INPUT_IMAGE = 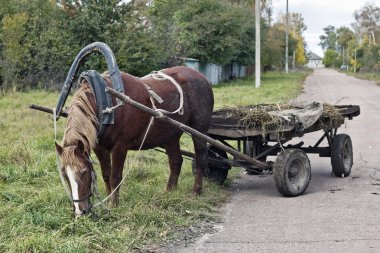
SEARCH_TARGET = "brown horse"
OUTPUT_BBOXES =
[55,66,214,217]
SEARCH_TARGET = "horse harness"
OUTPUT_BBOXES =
[70,70,184,209]
[78,70,184,140]
[140,71,184,115]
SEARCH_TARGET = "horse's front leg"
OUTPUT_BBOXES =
[110,143,128,208]
[94,146,112,195]
[165,136,183,191]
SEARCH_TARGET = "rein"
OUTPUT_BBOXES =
[54,108,74,201]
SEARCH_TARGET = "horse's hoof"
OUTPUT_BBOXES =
[108,202,118,208]
[108,196,119,208]
[192,189,202,196]
[166,184,177,192]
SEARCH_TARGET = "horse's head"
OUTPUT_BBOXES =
[55,141,95,217]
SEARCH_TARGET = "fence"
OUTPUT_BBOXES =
[182,58,247,85]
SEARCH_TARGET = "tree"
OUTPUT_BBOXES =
[0,0,288,90]
[148,0,187,66]
[277,12,307,34]
[322,49,339,67]
[0,12,29,89]
[175,0,252,65]
[262,23,294,69]
[230,0,273,24]
[0,0,81,89]
[353,2,380,45]
[319,25,337,50]
[276,12,306,67]
[294,34,306,65]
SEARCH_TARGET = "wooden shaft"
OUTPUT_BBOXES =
[154,148,235,167]
[29,104,68,118]
[105,87,269,169]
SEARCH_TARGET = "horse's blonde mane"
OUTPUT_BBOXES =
[61,83,99,173]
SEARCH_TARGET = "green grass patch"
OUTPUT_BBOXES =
[345,71,380,85]
[0,70,309,252]
[213,70,310,109]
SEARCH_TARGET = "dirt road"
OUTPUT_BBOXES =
[175,68,380,252]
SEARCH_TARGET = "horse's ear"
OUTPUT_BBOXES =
[55,142,63,156]
[77,141,85,154]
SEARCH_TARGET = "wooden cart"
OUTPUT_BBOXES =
[196,104,360,196]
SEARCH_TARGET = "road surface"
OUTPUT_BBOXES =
[175,68,380,253]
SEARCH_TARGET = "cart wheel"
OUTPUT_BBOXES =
[192,145,230,184]
[273,148,311,197]
[331,134,353,177]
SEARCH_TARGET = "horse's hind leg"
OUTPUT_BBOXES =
[192,137,208,195]
[165,136,183,191]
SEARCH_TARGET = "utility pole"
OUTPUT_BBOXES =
[292,50,295,69]
[255,0,261,88]
[285,0,289,74]
[354,44,357,73]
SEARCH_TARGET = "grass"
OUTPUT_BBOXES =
[213,70,310,109]
[344,71,380,85]
[0,70,310,252]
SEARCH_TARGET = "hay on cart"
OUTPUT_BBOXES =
[216,103,344,132]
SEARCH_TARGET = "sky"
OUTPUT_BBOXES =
[272,0,380,57]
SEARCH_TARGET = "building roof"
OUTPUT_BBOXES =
[308,52,322,60]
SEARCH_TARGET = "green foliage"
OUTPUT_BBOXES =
[336,26,354,49]
[319,25,337,51]
[175,0,252,65]
[362,45,380,71]
[0,0,307,89]
[148,0,187,65]
[322,49,339,67]
[0,0,167,89]
[0,0,74,89]
[0,12,29,90]
[261,25,284,68]
[295,34,307,65]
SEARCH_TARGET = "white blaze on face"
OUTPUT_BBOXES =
[66,166,81,215]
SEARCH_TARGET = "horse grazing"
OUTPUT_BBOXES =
[55,66,214,217]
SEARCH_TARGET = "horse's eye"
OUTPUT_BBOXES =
[79,169,87,176]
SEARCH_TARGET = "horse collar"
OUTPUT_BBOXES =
[79,70,115,140]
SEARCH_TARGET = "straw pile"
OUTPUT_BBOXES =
[217,104,296,130]
[320,103,344,128]
[217,103,344,131]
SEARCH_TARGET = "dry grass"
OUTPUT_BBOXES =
[215,102,343,132]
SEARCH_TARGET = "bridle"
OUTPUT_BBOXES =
[72,191,93,203]
[72,161,98,203]
[53,109,101,215]
[59,156,98,206]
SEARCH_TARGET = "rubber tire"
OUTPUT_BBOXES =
[192,145,230,184]
[273,148,311,197]
[331,134,353,177]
